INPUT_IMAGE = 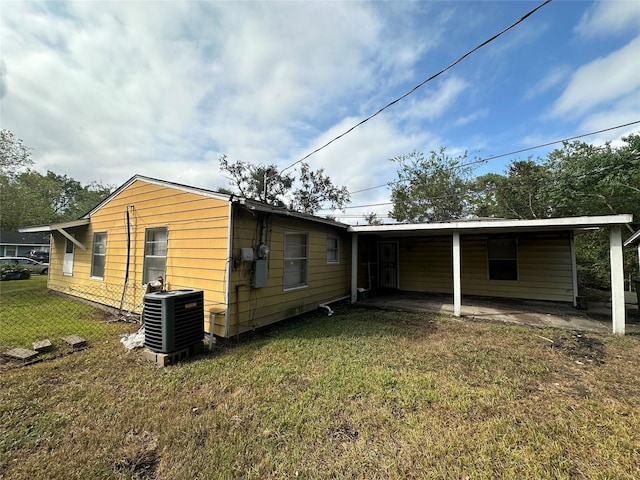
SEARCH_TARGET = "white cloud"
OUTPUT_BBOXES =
[524,66,571,100]
[551,36,640,118]
[1,0,448,192]
[575,0,640,38]
[454,108,489,127]
[395,77,468,123]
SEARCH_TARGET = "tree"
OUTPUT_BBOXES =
[389,148,475,223]
[0,129,33,176]
[545,134,640,221]
[473,159,551,219]
[363,212,382,225]
[543,134,640,289]
[290,163,350,214]
[219,156,293,206]
[219,157,350,215]
[0,170,114,231]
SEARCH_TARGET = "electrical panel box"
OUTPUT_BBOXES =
[241,247,254,262]
[252,259,269,288]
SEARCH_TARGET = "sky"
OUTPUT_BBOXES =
[1,0,639,224]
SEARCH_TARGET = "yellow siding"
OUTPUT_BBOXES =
[222,210,351,337]
[398,237,453,293]
[367,233,574,302]
[461,235,574,301]
[47,180,230,329]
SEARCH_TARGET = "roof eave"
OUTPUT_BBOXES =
[348,214,634,235]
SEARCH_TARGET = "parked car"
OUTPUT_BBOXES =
[27,251,50,263]
[0,265,31,281]
[0,257,49,275]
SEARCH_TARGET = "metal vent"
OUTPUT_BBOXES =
[143,290,204,353]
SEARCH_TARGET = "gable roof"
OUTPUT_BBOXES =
[20,174,349,233]
[85,174,233,218]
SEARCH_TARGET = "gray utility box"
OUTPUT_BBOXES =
[143,289,204,354]
[252,259,269,288]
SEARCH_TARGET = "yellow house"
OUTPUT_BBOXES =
[19,174,632,337]
[21,175,351,338]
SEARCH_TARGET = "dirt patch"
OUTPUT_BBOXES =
[113,430,159,480]
[329,422,359,442]
[550,331,606,365]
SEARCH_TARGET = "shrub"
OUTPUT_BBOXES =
[0,265,31,281]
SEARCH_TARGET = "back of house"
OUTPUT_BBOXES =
[22,175,352,340]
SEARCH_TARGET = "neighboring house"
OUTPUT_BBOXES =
[0,231,50,257]
[19,174,633,336]
[19,175,352,337]
[349,215,633,334]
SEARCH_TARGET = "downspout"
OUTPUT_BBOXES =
[351,233,358,303]
[569,231,578,308]
[224,199,234,337]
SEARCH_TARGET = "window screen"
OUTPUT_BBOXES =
[284,232,308,289]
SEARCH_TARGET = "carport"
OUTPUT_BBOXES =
[349,214,634,335]
[357,291,640,334]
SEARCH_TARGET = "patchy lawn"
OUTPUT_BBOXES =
[0,276,130,358]
[1,304,639,479]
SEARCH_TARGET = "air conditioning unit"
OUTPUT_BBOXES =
[143,289,204,354]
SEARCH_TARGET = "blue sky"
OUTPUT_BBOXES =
[1,0,639,223]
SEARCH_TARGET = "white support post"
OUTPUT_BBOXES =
[570,232,578,307]
[609,226,625,335]
[452,232,461,317]
[351,233,358,304]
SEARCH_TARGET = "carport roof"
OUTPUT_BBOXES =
[348,214,633,236]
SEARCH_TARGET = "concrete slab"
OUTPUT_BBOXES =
[3,348,39,361]
[62,335,87,348]
[32,339,53,352]
[359,292,640,334]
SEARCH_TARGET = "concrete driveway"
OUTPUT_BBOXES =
[358,291,640,335]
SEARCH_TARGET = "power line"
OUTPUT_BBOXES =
[346,120,640,196]
[281,0,553,173]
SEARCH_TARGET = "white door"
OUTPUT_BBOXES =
[63,239,74,276]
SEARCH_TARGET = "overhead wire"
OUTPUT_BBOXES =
[340,120,640,199]
[280,0,554,174]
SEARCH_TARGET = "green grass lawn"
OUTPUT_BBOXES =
[1,290,639,479]
[0,276,131,355]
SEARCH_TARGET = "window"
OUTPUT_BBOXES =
[284,232,308,289]
[487,237,518,280]
[143,227,167,284]
[91,232,107,279]
[326,236,339,263]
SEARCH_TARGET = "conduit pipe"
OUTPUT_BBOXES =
[319,295,350,316]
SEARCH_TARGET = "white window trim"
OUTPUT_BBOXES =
[90,232,107,280]
[283,230,309,291]
[326,236,339,264]
[143,227,168,284]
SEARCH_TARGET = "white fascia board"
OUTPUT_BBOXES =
[19,218,91,233]
[624,229,640,246]
[348,214,633,234]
